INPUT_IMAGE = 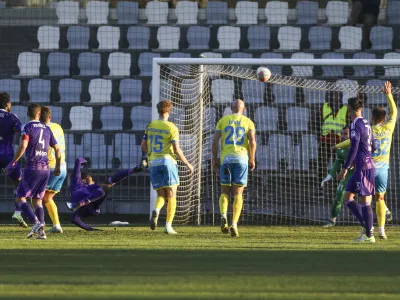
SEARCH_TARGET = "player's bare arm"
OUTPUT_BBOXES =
[141,137,148,154]
[52,143,62,176]
[248,130,256,172]
[211,131,221,174]
[10,139,28,166]
[172,141,193,174]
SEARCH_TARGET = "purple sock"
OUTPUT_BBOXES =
[344,199,364,226]
[71,212,94,231]
[14,202,21,212]
[361,204,374,237]
[34,205,45,224]
[107,169,132,184]
[19,202,38,224]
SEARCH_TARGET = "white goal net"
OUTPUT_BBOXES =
[152,58,400,226]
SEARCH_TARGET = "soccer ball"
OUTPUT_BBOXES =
[256,67,272,82]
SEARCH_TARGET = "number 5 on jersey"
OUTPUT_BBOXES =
[149,135,163,153]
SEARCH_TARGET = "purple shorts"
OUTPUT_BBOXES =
[346,168,376,196]
[0,156,21,182]
[17,169,50,199]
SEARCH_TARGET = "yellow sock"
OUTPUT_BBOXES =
[45,200,60,226]
[376,200,386,228]
[155,196,165,211]
[219,194,229,215]
[166,197,176,223]
[232,194,243,225]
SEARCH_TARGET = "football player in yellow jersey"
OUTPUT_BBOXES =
[40,106,66,234]
[335,81,396,239]
[211,99,256,237]
[141,100,193,234]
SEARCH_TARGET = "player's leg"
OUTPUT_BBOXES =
[324,182,346,227]
[219,163,231,234]
[164,185,178,234]
[8,162,26,227]
[32,197,47,240]
[229,163,248,237]
[374,167,389,239]
[45,166,67,233]
[149,165,166,230]
[71,206,96,231]
[107,166,143,185]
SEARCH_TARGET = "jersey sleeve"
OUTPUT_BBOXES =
[248,119,255,132]
[328,158,342,177]
[383,93,397,133]
[171,125,179,142]
[20,124,30,141]
[343,123,361,169]
[12,114,22,133]
[49,129,57,147]
[336,139,351,149]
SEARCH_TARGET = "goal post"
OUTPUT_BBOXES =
[151,58,400,226]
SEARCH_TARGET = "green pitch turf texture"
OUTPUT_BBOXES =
[1,226,400,300]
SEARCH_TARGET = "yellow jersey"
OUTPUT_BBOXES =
[145,119,179,166]
[216,114,255,164]
[47,122,66,169]
[336,94,397,168]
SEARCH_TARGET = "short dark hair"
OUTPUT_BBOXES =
[39,106,51,123]
[347,97,363,112]
[0,92,10,109]
[372,107,386,124]
[81,172,92,182]
[27,103,41,118]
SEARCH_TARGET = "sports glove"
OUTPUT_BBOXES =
[320,174,333,188]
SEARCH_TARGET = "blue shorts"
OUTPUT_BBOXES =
[46,165,67,193]
[220,163,248,186]
[149,163,179,190]
[346,168,375,196]
[375,167,389,194]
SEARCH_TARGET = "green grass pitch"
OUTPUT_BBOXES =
[1,225,400,300]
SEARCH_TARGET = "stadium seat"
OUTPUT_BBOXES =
[247,26,270,50]
[296,1,318,24]
[254,106,278,131]
[388,1,400,25]
[77,52,101,77]
[231,52,253,59]
[301,134,318,171]
[127,26,150,50]
[12,105,28,125]
[0,79,20,102]
[145,1,168,25]
[82,133,113,169]
[156,26,180,51]
[117,1,139,25]
[260,53,282,75]
[88,79,112,103]
[366,79,387,104]
[266,134,293,170]
[47,52,70,77]
[216,26,240,51]
[241,79,265,103]
[180,78,199,104]
[66,133,84,169]
[120,79,142,103]
[59,78,82,103]
[115,133,142,169]
[235,1,258,25]
[56,0,79,25]
[352,52,375,77]
[100,106,123,130]
[335,79,358,103]
[37,26,60,50]
[169,52,191,76]
[187,26,210,50]
[286,107,309,132]
[107,52,131,77]
[201,52,223,78]
[130,106,151,131]
[206,1,228,25]
[67,26,90,50]
[69,106,93,130]
[28,79,51,103]
[337,26,362,51]
[16,52,40,77]
[291,52,314,77]
[272,84,296,104]
[277,26,301,52]
[303,82,327,104]
[138,52,161,76]
[370,26,393,51]
[160,79,173,101]
[308,26,332,51]
[265,1,288,25]
[211,79,234,103]
[169,107,185,124]
[86,0,109,25]
[321,52,344,77]
[363,107,372,122]
[176,1,198,25]
[383,53,400,78]
[326,1,349,25]
[47,105,62,123]
[96,26,120,51]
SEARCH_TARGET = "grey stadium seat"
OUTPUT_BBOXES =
[130,106,151,131]
[321,52,344,77]
[138,52,161,76]
[127,26,150,50]
[308,26,332,51]
[117,1,139,25]
[370,26,393,51]
[388,1,400,25]
[69,106,93,130]
[0,79,20,102]
[115,133,142,169]
[169,52,191,76]
[16,52,40,77]
[119,79,142,103]
[265,134,293,170]
[254,106,278,132]
[247,26,270,50]
[241,79,265,103]
[82,133,113,169]
[187,26,210,50]
[77,52,101,77]
[260,53,282,75]
[296,0,318,24]
[88,79,112,104]
[303,81,326,104]
[301,134,318,171]
[286,107,309,132]
[206,1,228,25]
[28,79,51,103]
[100,106,124,130]
[47,52,70,77]
[352,52,375,77]
[47,105,62,123]
[272,84,296,104]
[12,105,28,125]
[366,79,386,104]
[67,26,90,50]
[59,79,82,103]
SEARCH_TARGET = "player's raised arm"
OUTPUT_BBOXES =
[383,81,397,131]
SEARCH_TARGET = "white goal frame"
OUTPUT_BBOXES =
[150,58,400,220]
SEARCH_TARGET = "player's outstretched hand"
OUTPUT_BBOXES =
[337,169,347,181]
[249,159,256,172]
[5,161,16,176]
[186,163,194,175]
[320,174,333,188]
[382,81,392,95]
[213,161,220,175]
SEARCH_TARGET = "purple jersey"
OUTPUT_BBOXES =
[21,121,57,170]
[344,117,376,171]
[0,109,22,158]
